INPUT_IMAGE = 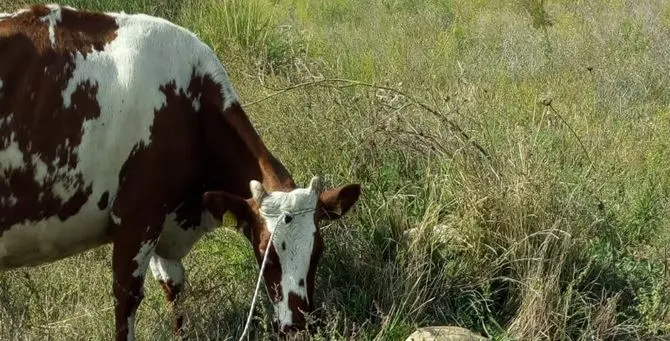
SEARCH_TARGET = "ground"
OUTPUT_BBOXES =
[0,0,669,340]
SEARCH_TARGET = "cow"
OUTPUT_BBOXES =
[0,4,361,340]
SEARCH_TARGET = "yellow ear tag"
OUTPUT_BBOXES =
[222,211,237,228]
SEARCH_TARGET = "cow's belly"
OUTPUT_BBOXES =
[0,199,112,269]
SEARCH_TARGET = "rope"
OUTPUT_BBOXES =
[238,207,317,340]
[259,207,316,217]
[238,212,284,341]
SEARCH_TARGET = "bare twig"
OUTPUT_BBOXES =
[242,78,490,160]
[546,103,592,166]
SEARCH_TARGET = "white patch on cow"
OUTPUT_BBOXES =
[258,187,319,330]
[111,212,122,225]
[200,209,221,232]
[149,254,184,286]
[1,115,9,128]
[40,5,63,48]
[54,4,77,11]
[0,134,25,173]
[0,130,76,205]
[126,311,136,341]
[191,95,201,112]
[51,181,76,201]
[0,204,112,268]
[154,211,208,260]
[132,239,156,278]
[31,155,49,184]
[0,113,10,129]
[1,195,18,207]
[30,152,79,202]
[62,12,238,148]
[216,74,238,111]
[0,9,29,20]
[0,115,7,130]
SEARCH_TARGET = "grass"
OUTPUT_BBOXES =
[2,0,670,340]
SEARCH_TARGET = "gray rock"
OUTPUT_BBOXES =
[405,326,488,341]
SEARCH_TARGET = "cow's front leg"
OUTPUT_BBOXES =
[150,254,186,336]
[111,210,165,341]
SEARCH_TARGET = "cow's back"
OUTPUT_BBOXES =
[0,5,219,268]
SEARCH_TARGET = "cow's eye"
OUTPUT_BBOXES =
[283,214,293,224]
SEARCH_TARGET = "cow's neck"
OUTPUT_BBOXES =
[202,102,295,197]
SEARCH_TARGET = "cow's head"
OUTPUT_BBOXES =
[202,176,361,333]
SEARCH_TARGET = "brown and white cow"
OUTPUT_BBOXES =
[0,4,361,340]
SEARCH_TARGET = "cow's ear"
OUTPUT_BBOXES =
[319,184,361,220]
[202,191,251,225]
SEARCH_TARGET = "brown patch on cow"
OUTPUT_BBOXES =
[201,101,263,196]
[158,279,180,307]
[97,191,109,210]
[171,70,299,231]
[260,241,284,302]
[287,292,310,330]
[59,187,93,219]
[108,75,205,339]
[240,199,284,302]
[0,5,118,234]
[316,184,362,220]
[195,80,303,322]
[158,279,185,336]
[208,101,295,194]
[306,230,323,302]
[171,186,204,230]
[1,5,118,54]
[195,81,308,322]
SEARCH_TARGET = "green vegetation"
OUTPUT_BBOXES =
[1,0,669,340]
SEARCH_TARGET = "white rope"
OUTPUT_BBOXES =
[259,207,315,218]
[238,212,284,341]
[237,207,316,340]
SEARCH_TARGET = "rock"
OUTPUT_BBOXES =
[405,326,488,341]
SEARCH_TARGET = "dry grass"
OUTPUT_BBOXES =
[1,0,670,340]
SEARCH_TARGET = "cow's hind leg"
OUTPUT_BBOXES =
[110,206,165,341]
[150,254,186,336]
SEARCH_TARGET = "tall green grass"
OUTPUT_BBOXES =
[1,0,669,340]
